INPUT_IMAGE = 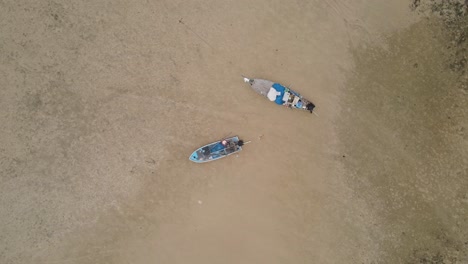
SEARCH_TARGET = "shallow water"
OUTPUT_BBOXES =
[0,0,466,263]
[340,17,468,262]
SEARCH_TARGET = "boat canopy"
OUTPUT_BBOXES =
[271,83,286,105]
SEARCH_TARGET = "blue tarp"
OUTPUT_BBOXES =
[211,143,225,153]
[272,83,286,105]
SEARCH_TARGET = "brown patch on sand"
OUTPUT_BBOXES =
[339,17,468,263]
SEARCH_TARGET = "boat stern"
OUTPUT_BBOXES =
[306,102,316,113]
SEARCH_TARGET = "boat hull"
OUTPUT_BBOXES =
[189,136,242,163]
[243,77,316,113]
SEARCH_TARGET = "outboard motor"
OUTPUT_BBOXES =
[306,102,316,113]
[238,140,244,147]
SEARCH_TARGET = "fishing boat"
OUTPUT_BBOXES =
[189,136,247,163]
[243,76,316,114]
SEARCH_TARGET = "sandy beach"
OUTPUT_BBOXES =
[1,0,467,263]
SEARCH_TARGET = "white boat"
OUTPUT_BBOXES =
[243,76,316,113]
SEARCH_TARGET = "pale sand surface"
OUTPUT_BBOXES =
[1,0,467,263]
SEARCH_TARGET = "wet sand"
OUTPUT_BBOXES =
[1,0,467,263]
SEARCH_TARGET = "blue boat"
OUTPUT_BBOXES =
[189,136,247,163]
[243,76,316,114]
